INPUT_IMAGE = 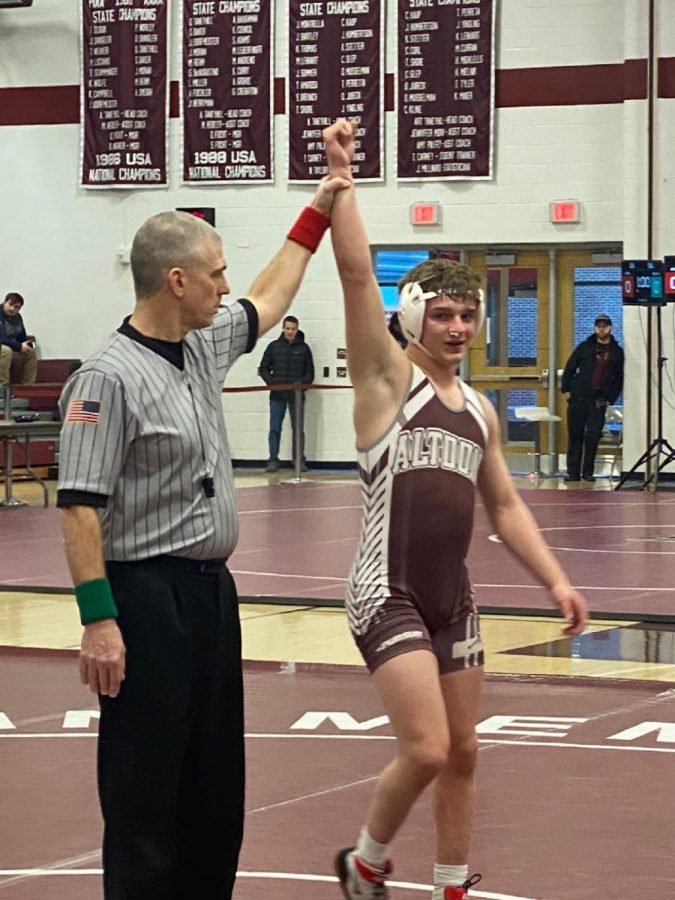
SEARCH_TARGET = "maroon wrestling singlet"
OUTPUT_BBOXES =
[347,365,487,673]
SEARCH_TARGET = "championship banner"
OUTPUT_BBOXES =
[80,0,169,188]
[288,0,384,182]
[182,0,273,184]
[397,0,495,181]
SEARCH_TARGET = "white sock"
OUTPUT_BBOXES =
[432,863,469,899]
[356,826,389,869]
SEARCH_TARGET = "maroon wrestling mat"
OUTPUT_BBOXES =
[3,484,675,621]
[1,648,674,899]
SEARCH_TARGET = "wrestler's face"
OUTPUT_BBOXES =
[421,294,479,366]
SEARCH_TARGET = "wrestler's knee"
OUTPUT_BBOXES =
[403,734,450,780]
[446,733,479,777]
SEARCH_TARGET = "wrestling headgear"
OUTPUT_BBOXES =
[398,282,485,351]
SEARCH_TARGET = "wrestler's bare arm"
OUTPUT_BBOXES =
[324,119,409,445]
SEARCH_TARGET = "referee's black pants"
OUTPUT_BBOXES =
[100,557,245,900]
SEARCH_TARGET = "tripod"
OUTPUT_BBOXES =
[615,304,675,490]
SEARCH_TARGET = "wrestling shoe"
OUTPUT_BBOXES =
[335,847,391,899]
[442,873,482,899]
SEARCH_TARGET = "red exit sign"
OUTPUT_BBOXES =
[410,202,442,226]
[550,200,581,224]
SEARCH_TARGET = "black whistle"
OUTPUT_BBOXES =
[201,476,215,498]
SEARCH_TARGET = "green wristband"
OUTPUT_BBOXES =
[74,578,118,625]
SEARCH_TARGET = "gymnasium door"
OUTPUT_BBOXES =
[467,248,621,466]
[467,250,552,461]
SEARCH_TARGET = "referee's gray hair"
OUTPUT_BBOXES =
[130,211,221,299]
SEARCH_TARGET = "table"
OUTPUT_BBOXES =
[0,419,61,508]
[514,406,561,478]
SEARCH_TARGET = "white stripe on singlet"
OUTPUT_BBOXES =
[452,608,484,668]
[459,380,489,444]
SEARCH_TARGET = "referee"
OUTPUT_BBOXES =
[57,174,348,900]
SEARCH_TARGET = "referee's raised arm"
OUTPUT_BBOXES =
[246,174,350,336]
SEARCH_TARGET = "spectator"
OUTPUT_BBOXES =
[561,313,624,482]
[0,292,37,387]
[259,315,314,472]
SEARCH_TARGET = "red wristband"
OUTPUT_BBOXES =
[287,206,330,253]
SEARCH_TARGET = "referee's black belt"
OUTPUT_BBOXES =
[107,555,228,575]
[162,555,227,574]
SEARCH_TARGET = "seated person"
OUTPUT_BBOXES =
[0,292,37,387]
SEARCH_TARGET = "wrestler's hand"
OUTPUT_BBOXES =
[323,118,358,181]
[549,583,588,636]
[311,173,353,216]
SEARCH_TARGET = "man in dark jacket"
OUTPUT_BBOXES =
[259,315,314,472]
[561,313,624,482]
[0,292,37,387]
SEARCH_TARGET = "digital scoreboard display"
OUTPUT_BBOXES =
[664,256,675,297]
[622,259,665,306]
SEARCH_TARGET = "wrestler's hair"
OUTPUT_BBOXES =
[398,259,482,298]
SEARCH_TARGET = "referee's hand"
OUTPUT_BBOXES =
[80,620,126,698]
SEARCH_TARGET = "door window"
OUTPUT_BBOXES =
[572,267,623,346]
[485,267,539,368]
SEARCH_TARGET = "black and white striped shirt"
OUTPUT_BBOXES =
[57,300,257,561]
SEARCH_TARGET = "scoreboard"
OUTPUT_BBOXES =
[664,257,675,297]
[622,259,665,306]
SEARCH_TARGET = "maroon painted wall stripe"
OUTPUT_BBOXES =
[497,60,648,108]
[625,58,651,100]
[0,60,658,127]
[273,77,285,115]
[659,57,675,98]
[0,85,79,126]
[169,80,179,118]
[384,73,394,112]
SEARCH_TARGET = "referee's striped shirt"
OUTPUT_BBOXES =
[57,299,257,561]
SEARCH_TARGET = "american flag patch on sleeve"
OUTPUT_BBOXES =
[65,399,101,425]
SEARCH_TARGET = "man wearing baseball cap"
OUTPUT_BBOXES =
[561,313,624,482]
